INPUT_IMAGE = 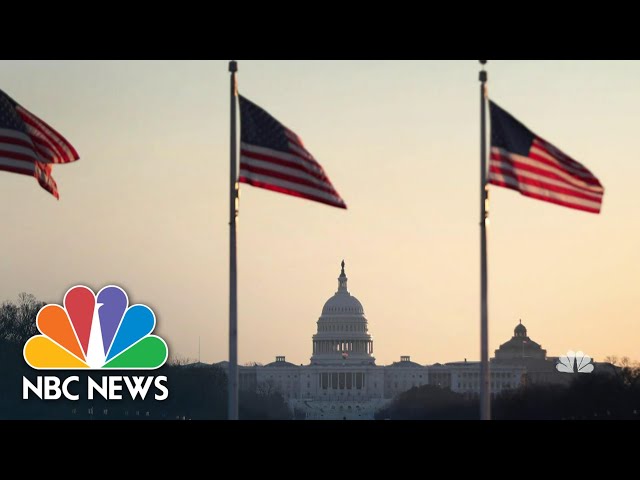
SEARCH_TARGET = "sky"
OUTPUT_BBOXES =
[0,60,638,367]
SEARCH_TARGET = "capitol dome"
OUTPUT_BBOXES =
[321,264,364,315]
[311,261,375,366]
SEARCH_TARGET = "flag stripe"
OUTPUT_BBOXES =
[240,155,341,194]
[0,145,40,164]
[18,107,79,163]
[32,136,60,162]
[488,176,601,214]
[241,142,325,176]
[20,116,70,163]
[240,163,336,194]
[18,106,79,160]
[288,142,316,161]
[240,152,340,195]
[489,164,603,203]
[0,128,32,142]
[489,155,602,197]
[490,150,603,195]
[533,137,591,173]
[239,176,346,209]
[0,134,35,151]
[241,144,327,182]
[238,170,346,206]
[527,146,602,187]
[0,129,57,164]
[0,157,36,175]
[489,151,604,212]
[530,143,598,181]
[240,145,345,204]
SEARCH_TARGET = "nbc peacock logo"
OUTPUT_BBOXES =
[23,285,168,370]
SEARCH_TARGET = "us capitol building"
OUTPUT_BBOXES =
[220,262,602,420]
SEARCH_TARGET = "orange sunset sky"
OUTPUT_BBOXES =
[0,60,638,366]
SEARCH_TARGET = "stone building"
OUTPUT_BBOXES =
[224,262,523,419]
[214,262,616,419]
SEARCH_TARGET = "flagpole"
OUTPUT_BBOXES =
[228,60,239,420]
[479,60,491,421]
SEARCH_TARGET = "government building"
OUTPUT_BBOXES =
[221,262,610,420]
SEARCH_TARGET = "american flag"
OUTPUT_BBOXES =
[238,95,347,209]
[488,101,604,214]
[0,89,79,199]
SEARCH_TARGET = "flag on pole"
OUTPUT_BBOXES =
[0,89,79,199]
[238,95,347,209]
[488,101,604,214]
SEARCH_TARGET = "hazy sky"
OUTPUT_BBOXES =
[1,60,638,366]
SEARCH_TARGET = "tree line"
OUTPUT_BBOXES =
[377,363,640,420]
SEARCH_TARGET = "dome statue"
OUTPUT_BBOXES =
[514,319,527,337]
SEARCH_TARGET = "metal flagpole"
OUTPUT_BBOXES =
[479,60,491,420]
[228,60,239,420]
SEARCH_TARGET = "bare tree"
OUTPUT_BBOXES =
[256,379,279,396]
[603,355,640,387]
[0,293,44,346]
[619,357,633,368]
[168,355,197,366]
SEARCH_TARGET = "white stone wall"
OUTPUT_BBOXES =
[447,364,525,397]
[255,367,302,400]
[383,367,429,398]
[252,361,525,407]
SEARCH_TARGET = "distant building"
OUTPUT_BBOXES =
[492,320,567,386]
[254,262,387,419]
[430,361,526,398]
[384,356,428,399]
[215,262,614,419]
[218,262,521,419]
[495,320,547,361]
